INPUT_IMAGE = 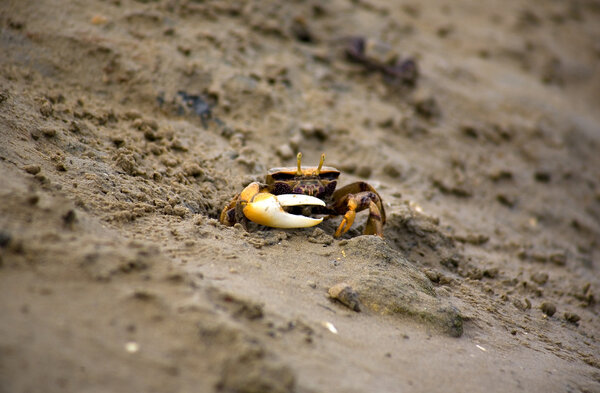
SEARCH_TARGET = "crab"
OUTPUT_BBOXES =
[220,153,385,238]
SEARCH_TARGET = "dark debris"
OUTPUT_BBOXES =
[345,37,419,87]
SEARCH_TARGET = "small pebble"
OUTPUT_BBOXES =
[34,173,47,183]
[414,97,441,120]
[299,122,318,136]
[549,252,566,266]
[496,193,516,207]
[41,127,57,137]
[39,101,53,117]
[177,45,191,56]
[513,298,531,311]
[111,136,125,147]
[276,144,294,160]
[540,302,556,317]
[27,194,39,205]
[299,123,327,141]
[483,267,499,279]
[489,169,513,182]
[530,272,549,286]
[183,163,203,177]
[0,231,11,248]
[125,341,140,353]
[144,130,158,141]
[460,123,479,139]
[424,269,440,283]
[63,210,77,227]
[534,171,551,183]
[564,312,580,324]
[438,274,453,285]
[24,164,41,175]
[328,282,361,312]
[382,163,401,178]
[173,205,188,217]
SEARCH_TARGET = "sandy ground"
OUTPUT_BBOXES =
[1,0,600,392]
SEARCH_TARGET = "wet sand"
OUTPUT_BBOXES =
[1,1,599,392]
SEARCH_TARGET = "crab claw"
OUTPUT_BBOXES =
[243,193,325,228]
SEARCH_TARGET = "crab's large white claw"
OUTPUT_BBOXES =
[243,193,325,228]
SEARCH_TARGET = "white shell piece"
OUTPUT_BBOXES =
[322,321,338,334]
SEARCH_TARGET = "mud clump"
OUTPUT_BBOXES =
[308,227,334,245]
[531,272,549,286]
[80,245,160,281]
[341,236,463,337]
[218,347,296,393]
[540,302,556,317]
[564,312,581,324]
[384,209,456,268]
[24,164,41,175]
[208,288,265,321]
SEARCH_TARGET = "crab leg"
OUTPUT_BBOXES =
[331,183,386,238]
[243,193,325,228]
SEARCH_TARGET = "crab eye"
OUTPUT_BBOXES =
[271,173,296,181]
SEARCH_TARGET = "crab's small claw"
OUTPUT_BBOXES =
[243,193,325,228]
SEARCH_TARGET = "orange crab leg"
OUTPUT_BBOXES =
[219,194,240,226]
[332,184,385,237]
[334,198,358,237]
[220,183,264,227]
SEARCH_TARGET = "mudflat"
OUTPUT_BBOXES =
[1,1,599,392]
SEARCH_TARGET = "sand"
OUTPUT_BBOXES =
[1,0,599,392]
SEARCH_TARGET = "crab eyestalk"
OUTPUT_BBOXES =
[243,193,325,228]
[316,153,325,175]
[296,152,303,176]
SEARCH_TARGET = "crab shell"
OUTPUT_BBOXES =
[265,165,340,197]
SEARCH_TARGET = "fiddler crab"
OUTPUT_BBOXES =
[220,153,386,238]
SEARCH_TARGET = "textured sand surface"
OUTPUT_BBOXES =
[1,1,599,392]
